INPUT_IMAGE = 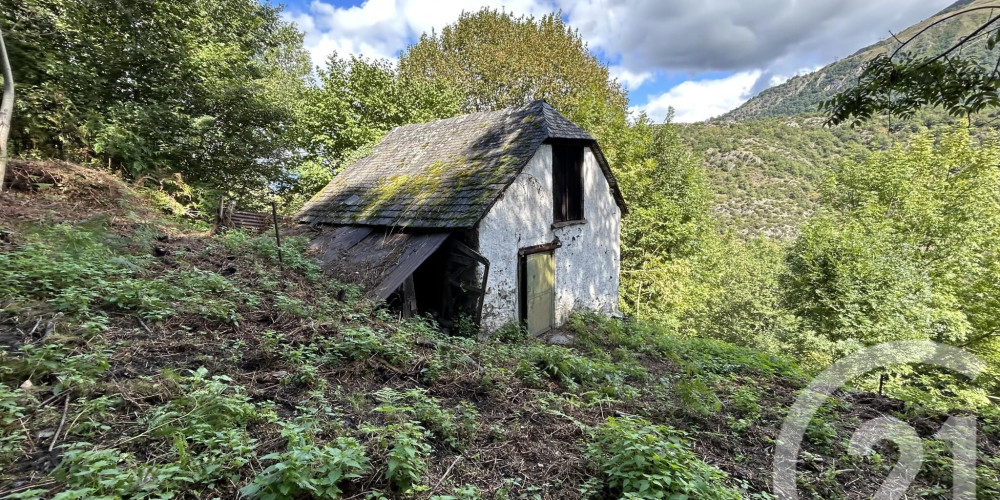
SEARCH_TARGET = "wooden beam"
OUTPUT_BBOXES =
[401,275,417,318]
[517,238,561,256]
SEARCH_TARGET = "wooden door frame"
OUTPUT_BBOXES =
[518,240,560,335]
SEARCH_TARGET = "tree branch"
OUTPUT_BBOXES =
[890,5,1000,60]
[959,328,1000,348]
[913,14,1000,71]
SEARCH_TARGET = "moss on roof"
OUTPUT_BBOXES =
[298,100,622,229]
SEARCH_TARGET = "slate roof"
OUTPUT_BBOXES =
[298,100,627,229]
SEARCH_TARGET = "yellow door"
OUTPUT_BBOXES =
[524,252,555,336]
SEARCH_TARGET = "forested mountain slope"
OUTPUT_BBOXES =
[678,108,993,237]
[722,0,994,120]
[697,0,1000,238]
[677,116,885,237]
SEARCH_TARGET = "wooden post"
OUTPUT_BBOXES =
[271,200,283,270]
[401,275,417,318]
[212,195,226,234]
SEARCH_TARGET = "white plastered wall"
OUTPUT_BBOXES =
[476,144,621,333]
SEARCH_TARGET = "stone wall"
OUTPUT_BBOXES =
[476,144,621,332]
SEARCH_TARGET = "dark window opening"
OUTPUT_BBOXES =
[552,144,584,223]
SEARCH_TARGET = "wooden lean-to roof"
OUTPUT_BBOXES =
[297,99,627,230]
[306,225,449,300]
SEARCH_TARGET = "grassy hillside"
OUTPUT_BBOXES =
[1,161,998,498]
[722,0,997,120]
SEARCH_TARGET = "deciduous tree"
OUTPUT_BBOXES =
[784,130,1000,398]
[0,25,12,190]
[397,8,630,161]
[279,54,461,211]
[1,0,310,205]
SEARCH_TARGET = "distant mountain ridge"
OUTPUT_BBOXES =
[721,0,994,121]
[686,0,1000,239]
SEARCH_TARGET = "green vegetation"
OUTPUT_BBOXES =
[630,127,1000,412]
[677,115,886,237]
[787,131,1000,401]
[0,0,459,213]
[288,56,461,212]
[398,8,629,154]
[583,417,740,499]
[823,0,1000,125]
[677,109,999,238]
[2,163,996,498]
[3,2,1000,498]
[2,0,309,208]
[241,434,369,499]
[397,8,662,218]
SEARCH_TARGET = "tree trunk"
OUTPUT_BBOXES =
[0,26,14,192]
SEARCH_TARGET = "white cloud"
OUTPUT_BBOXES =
[557,0,953,77]
[283,0,556,68]
[282,0,956,116]
[609,65,653,89]
[281,0,407,65]
[636,71,761,123]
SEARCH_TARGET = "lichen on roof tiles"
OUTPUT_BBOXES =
[297,99,615,229]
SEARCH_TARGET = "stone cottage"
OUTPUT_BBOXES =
[297,100,625,336]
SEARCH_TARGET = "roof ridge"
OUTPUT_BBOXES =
[388,99,547,136]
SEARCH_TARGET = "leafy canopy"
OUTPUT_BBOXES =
[397,8,631,162]
[281,54,460,211]
[2,0,311,206]
[784,130,1000,398]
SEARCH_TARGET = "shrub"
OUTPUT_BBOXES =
[330,327,413,367]
[240,436,369,499]
[13,442,250,500]
[149,368,257,439]
[654,334,801,379]
[10,344,110,396]
[384,422,431,494]
[145,368,260,488]
[514,344,645,392]
[452,313,479,338]
[491,321,528,343]
[673,373,723,416]
[584,417,740,500]
[0,382,30,467]
[374,388,477,450]
[222,230,321,280]
[0,223,245,326]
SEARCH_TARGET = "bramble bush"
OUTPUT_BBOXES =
[583,417,740,499]
[241,435,369,499]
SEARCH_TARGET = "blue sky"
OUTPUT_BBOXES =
[272,0,954,122]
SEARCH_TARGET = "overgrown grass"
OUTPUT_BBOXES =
[1,210,998,499]
[584,417,740,499]
[0,222,250,330]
